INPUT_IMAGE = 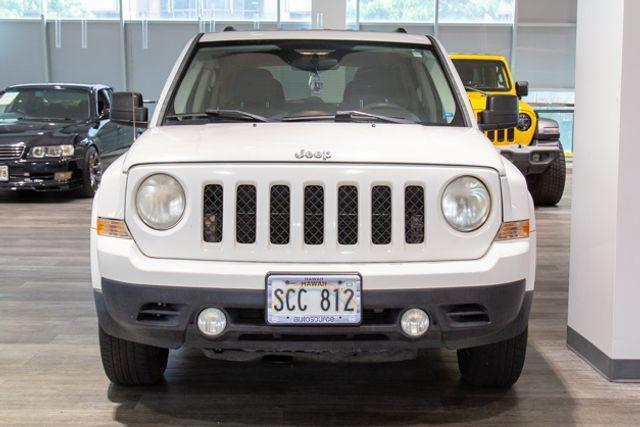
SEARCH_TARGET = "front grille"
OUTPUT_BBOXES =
[371,186,392,245]
[0,143,25,159]
[236,185,257,244]
[203,184,223,242]
[405,186,425,244]
[338,185,358,245]
[202,182,426,247]
[304,185,324,245]
[270,185,290,245]
[484,128,515,143]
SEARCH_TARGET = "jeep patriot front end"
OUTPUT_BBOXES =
[91,31,536,388]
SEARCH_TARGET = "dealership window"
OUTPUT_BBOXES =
[0,0,41,19]
[47,0,120,19]
[279,0,310,23]
[358,0,435,23]
[200,0,277,21]
[124,0,198,20]
[438,0,514,23]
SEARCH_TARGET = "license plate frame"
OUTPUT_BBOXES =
[0,165,7,182]
[266,273,362,326]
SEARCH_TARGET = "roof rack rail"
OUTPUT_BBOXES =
[223,26,236,32]
[395,27,407,33]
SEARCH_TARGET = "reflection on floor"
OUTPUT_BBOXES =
[1,168,640,425]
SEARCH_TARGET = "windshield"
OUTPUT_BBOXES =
[0,88,91,121]
[452,59,511,92]
[165,40,462,125]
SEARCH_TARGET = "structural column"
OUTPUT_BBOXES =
[311,0,346,30]
[568,0,640,381]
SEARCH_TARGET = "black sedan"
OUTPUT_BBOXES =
[0,84,136,196]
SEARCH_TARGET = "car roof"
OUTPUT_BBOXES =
[6,83,110,92]
[199,30,432,45]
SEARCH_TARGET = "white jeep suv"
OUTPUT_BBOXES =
[92,30,536,388]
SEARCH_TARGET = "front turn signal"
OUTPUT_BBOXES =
[97,217,131,239]
[495,220,530,241]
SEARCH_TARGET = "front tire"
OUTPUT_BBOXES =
[530,144,566,206]
[77,146,101,198]
[457,328,528,388]
[99,327,168,386]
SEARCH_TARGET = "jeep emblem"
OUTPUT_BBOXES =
[295,149,332,161]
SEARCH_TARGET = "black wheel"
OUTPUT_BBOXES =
[530,144,566,206]
[77,146,101,198]
[99,327,168,386]
[457,328,528,388]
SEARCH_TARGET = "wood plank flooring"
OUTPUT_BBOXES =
[1,167,640,426]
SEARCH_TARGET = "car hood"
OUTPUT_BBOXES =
[122,122,505,174]
[0,118,88,146]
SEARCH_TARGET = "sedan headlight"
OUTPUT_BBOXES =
[136,174,186,230]
[29,144,75,158]
[516,113,532,131]
[441,176,491,232]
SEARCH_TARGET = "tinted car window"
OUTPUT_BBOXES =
[168,41,461,126]
[0,88,91,121]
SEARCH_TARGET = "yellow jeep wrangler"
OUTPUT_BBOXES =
[451,53,566,206]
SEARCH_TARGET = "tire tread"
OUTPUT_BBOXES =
[99,327,168,386]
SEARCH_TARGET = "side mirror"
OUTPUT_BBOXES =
[109,92,148,128]
[515,81,529,98]
[478,95,519,131]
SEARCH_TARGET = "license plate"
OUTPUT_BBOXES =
[0,165,7,182]
[266,274,362,325]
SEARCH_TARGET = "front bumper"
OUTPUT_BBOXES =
[0,157,83,191]
[95,278,532,352]
[499,140,562,176]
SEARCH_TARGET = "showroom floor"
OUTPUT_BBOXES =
[1,167,640,426]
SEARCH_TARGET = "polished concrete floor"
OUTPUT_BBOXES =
[1,168,640,426]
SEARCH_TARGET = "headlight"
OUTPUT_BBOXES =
[517,113,532,131]
[441,176,491,232]
[136,174,186,230]
[29,144,74,158]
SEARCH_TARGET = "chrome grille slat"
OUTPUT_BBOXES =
[0,143,25,159]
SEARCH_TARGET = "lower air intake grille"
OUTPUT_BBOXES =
[405,186,425,244]
[236,185,257,244]
[304,185,324,245]
[270,185,290,245]
[338,185,358,245]
[371,185,392,245]
[203,184,223,242]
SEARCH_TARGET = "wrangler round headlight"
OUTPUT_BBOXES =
[517,113,532,131]
[136,174,185,230]
[441,176,491,232]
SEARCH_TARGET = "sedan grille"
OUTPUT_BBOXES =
[0,143,25,159]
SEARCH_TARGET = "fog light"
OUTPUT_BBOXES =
[400,308,430,338]
[54,171,72,182]
[197,308,227,337]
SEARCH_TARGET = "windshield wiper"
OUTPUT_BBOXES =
[334,110,414,124]
[204,109,269,122]
[282,111,413,124]
[166,110,270,123]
